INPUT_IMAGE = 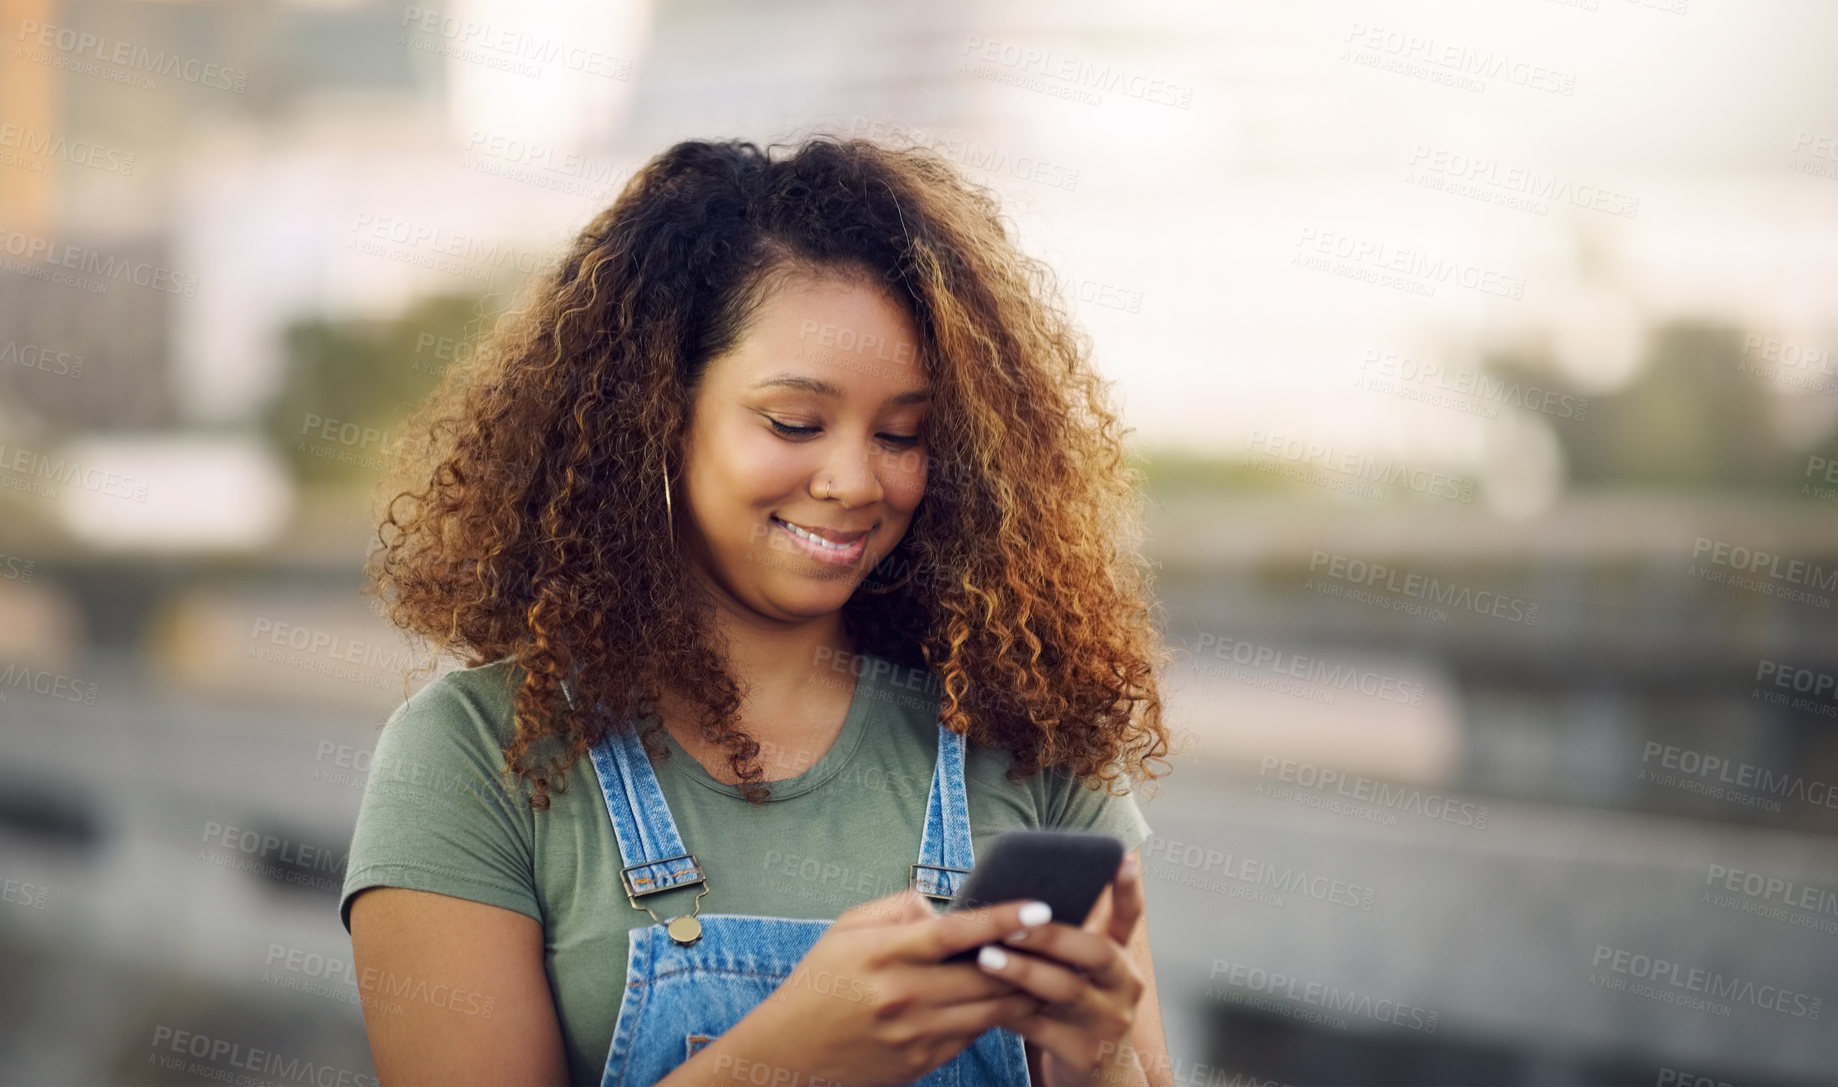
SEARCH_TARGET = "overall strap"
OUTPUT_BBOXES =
[584,704,707,902]
[911,723,975,902]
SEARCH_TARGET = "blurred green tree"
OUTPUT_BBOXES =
[1488,320,1806,492]
[264,293,488,486]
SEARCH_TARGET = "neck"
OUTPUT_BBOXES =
[711,605,857,709]
[662,565,861,744]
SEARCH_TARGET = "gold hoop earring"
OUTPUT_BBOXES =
[662,456,674,527]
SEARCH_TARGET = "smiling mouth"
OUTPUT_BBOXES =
[771,516,869,565]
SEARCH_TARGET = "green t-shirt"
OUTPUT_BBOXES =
[339,652,1154,1087]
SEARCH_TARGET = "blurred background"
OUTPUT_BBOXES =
[2,0,1836,1084]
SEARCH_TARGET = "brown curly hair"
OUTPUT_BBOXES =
[365,134,1173,810]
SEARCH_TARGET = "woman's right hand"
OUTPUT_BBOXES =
[698,888,1052,1086]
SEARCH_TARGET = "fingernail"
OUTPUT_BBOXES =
[978,945,1009,970]
[1002,928,1029,944]
[1122,854,1141,880]
[1018,900,1052,926]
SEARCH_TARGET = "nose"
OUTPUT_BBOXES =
[811,432,885,507]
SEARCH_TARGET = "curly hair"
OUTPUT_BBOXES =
[366,133,1173,810]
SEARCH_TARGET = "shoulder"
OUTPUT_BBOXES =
[966,744,1151,853]
[854,652,1152,850]
[342,657,545,932]
[368,657,530,795]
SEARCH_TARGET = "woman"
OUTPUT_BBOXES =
[341,135,1175,1086]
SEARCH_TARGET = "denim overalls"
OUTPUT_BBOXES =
[584,706,1033,1086]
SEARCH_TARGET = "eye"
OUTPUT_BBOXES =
[767,418,820,439]
[877,433,922,449]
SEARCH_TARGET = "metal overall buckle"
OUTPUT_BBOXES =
[910,862,971,905]
[622,851,710,946]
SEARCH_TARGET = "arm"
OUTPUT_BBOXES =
[349,886,570,1086]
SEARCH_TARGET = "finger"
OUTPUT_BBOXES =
[995,922,1142,998]
[910,898,1053,963]
[914,990,1042,1041]
[972,939,1096,1008]
[889,960,1030,1008]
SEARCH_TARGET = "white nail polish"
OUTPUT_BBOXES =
[979,944,1009,970]
[1018,900,1052,926]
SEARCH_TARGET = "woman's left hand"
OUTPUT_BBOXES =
[974,852,1146,1087]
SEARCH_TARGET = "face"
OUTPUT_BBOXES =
[674,272,930,625]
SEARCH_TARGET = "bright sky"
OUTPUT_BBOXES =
[170,0,1838,519]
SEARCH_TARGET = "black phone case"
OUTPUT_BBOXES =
[939,829,1124,964]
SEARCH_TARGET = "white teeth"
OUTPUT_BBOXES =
[777,517,853,550]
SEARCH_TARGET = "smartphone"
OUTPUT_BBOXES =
[939,829,1124,964]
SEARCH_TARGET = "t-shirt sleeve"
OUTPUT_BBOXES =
[1043,765,1154,856]
[338,671,540,934]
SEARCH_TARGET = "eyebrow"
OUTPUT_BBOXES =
[750,373,931,406]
